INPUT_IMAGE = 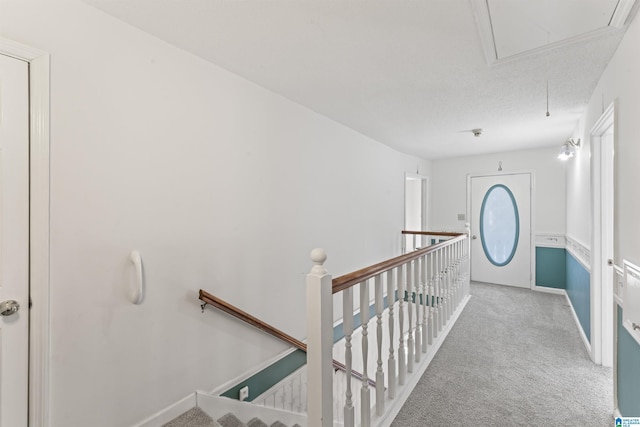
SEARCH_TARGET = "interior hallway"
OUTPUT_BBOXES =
[391,282,613,426]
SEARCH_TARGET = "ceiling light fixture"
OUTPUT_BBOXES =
[557,138,581,160]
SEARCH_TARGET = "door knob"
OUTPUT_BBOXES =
[472,235,478,240]
[0,300,20,317]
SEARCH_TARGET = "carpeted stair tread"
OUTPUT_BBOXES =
[217,413,247,427]
[162,407,220,427]
[247,417,269,427]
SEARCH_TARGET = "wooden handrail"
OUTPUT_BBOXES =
[401,230,463,237]
[200,289,306,351]
[332,233,467,294]
[198,289,376,386]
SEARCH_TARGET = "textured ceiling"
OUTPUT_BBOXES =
[84,0,636,159]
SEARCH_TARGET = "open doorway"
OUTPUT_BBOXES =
[404,173,428,252]
[591,102,615,367]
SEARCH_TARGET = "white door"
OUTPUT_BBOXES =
[0,53,30,426]
[470,173,532,288]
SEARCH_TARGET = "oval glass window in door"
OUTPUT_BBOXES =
[480,184,519,266]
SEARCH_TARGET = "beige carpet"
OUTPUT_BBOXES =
[391,282,613,427]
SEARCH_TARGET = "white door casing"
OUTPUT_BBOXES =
[0,53,30,427]
[469,173,532,288]
[404,173,429,251]
[591,102,615,368]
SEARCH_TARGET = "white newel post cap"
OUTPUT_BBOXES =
[310,248,327,275]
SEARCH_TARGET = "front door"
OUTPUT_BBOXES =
[0,53,30,426]
[470,173,532,288]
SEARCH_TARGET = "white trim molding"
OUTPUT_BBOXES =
[535,233,565,249]
[470,0,636,65]
[565,235,591,272]
[0,37,51,427]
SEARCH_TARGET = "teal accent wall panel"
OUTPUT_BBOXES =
[618,306,640,416]
[566,251,590,342]
[536,247,566,289]
[221,350,306,402]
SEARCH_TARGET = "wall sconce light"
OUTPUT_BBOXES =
[557,138,581,160]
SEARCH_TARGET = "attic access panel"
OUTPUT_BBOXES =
[474,0,636,63]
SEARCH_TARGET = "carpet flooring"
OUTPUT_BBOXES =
[391,282,613,427]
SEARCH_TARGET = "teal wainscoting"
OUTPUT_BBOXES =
[535,247,566,289]
[565,251,590,342]
[223,293,393,402]
[617,306,640,416]
[221,350,307,402]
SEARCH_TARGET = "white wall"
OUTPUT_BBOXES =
[430,147,567,234]
[571,8,640,266]
[565,132,592,249]
[0,2,430,425]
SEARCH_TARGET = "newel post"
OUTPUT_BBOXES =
[306,248,333,427]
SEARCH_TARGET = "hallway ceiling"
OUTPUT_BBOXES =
[85,0,638,159]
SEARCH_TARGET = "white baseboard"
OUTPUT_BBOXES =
[563,291,592,357]
[532,285,566,295]
[132,393,196,427]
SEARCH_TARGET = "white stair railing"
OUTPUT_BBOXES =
[306,230,470,427]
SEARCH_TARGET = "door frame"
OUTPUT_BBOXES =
[466,170,536,289]
[0,38,51,426]
[590,101,615,367]
[403,172,429,251]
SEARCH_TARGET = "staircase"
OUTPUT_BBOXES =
[184,230,470,427]
[160,394,308,427]
[163,407,301,427]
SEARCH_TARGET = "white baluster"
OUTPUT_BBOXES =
[427,252,434,345]
[421,254,428,353]
[406,261,414,374]
[386,269,396,399]
[453,241,459,308]
[437,248,444,332]
[397,264,406,385]
[343,287,355,427]
[442,245,449,324]
[447,244,453,320]
[456,240,464,308]
[281,383,287,410]
[468,240,471,294]
[306,249,333,427]
[433,250,440,336]
[360,280,371,427]
[375,275,385,416]
[296,373,302,413]
[302,369,308,412]
[414,257,421,363]
[452,242,459,309]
